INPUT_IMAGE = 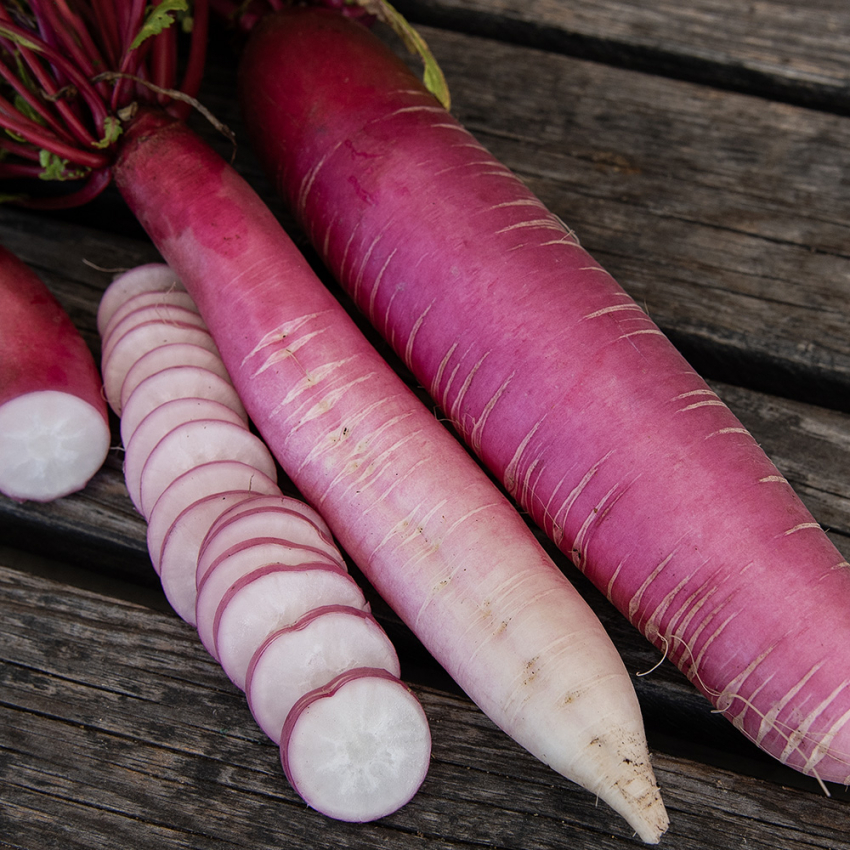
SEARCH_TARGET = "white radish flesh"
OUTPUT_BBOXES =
[281,667,431,823]
[213,563,369,690]
[96,263,184,336]
[137,418,277,517]
[246,605,400,743]
[196,539,345,658]
[102,308,208,370]
[146,459,281,572]
[197,500,344,575]
[101,290,201,344]
[123,398,248,512]
[104,325,221,417]
[120,342,233,412]
[120,365,247,445]
[204,491,333,542]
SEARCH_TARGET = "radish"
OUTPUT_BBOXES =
[0,243,109,502]
[2,4,667,837]
[246,604,401,743]
[96,264,185,335]
[233,5,850,787]
[281,667,431,823]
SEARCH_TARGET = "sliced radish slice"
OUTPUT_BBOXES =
[0,390,111,502]
[146,460,280,572]
[120,365,247,445]
[137,418,277,517]
[281,668,431,822]
[246,605,400,743]
[101,289,200,342]
[120,343,233,413]
[197,501,344,577]
[97,263,184,335]
[204,491,333,542]
[102,309,208,370]
[157,490,262,625]
[213,563,369,689]
[123,398,248,512]
[104,325,220,416]
[196,541,345,659]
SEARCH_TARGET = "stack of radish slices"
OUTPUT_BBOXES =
[98,263,431,822]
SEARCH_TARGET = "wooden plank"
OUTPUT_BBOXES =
[393,0,850,110]
[2,560,849,849]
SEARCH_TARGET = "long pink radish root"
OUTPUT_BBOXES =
[98,263,429,822]
[113,114,668,842]
[235,7,850,787]
[0,244,109,502]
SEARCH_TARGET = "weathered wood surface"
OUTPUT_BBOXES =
[3,560,849,850]
[2,0,850,847]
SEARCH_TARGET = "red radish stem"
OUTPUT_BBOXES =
[233,6,850,786]
[1,5,667,837]
[0,244,109,502]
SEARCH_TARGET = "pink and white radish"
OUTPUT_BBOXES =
[96,264,184,335]
[246,604,401,743]
[0,244,109,502]
[3,5,666,836]
[282,667,431,823]
[235,5,850,787]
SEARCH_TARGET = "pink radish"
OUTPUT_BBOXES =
[146,460,281,571]
[2,5,667,836]
[120,343,233,412]
[281,667,431,823]
[96,263,184,335]
[196,540,346,658]
[102,289,200,338]
[246,605,401,743]
[213,562,369,690]
[0,243,109,502]
[137,417,278,517]
[123,398,249,512]
[120,365,247,445]
[235,5,850,787]
[102,308,208,368]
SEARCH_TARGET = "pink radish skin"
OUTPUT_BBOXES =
[196,541,346,659]
[237,7,850,787]
[124,398,248,511]
[120,365,247,445]
[281,667,431,823]
[137,418,277,517]
[213,562,369,690]
[104,324,221,417]
[0,244,109,502]
[196,500,343,573]
[120,343,233,412]
[203,491,333,543]
[246,604,401,743]
[157,490,264,623]
[96,263,184,335]
[146,460,281,571]
[115,114,667,840]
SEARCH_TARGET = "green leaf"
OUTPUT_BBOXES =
[38,149,86,181]
[92,116,123,149]
[130,0,189,51]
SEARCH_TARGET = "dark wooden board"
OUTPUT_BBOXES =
[394,0,850,112]
[3,560,849,850]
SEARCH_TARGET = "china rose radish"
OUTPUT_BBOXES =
[235,6,850,786]
[96,263,184,335]
[2,4,666,836]
[246,604,401,742]
[0,244,109,502]
[282,667,431,823]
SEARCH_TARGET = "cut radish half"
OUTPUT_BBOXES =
[120,342,233,413]
[246,605,400,743]
[137,418,277,517]
[120,365,247,445]
[195,540,345,659]
[104,325,220,417]
[123,398,248,511]
[158,490,263,624]
[281,668,431,822]
[146,460,281,572]
[97,263,184,335]
[213,563,369,689]
[197,501,344,576]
